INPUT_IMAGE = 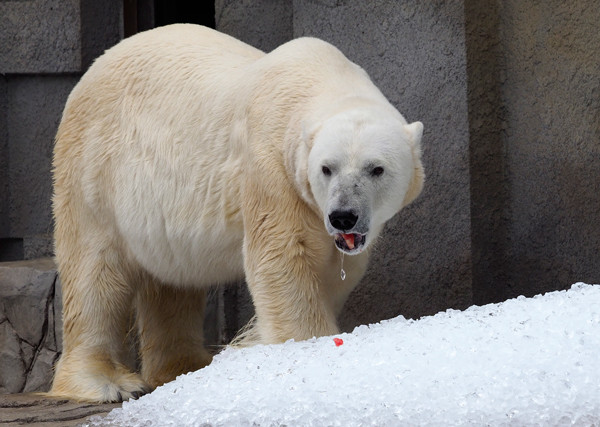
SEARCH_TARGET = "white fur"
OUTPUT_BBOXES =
[49,24,424,403]
[306,104,422,251]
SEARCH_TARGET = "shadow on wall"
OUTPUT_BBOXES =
[465,0,512,304]
[466,0,600,302]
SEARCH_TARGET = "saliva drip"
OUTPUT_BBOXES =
[340,252,346,281]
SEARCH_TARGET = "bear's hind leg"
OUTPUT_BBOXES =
[50,250,150,403]
[136,279,213,388]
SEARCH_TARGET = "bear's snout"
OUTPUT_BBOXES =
[329,210,358,231]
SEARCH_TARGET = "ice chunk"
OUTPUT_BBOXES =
[87,283,600,426]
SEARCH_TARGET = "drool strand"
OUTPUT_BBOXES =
[340,252,346,281]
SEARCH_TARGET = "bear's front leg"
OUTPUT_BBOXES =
[242,185,339,344]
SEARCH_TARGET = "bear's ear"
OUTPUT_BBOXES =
[405,121,424,147]
[402,121,425,207]
[301,120,320,148]
[282,119,320,209]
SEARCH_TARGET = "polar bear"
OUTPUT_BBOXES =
[49,24,424,402]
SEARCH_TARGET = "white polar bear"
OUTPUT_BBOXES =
[49,24,424,402]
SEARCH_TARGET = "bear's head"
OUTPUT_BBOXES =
[301,103,424,255]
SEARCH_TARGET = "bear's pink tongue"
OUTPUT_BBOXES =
[342,233,355,250]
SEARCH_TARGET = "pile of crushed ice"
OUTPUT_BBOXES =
[90,283,600,426]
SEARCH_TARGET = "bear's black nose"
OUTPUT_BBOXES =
[329,210,358,231]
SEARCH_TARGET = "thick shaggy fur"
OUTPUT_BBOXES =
[49,24,424,403]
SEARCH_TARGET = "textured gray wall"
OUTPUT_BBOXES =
[0,0,81,74]
[5,76,79,257]
[1,0,598,335]
[466,1,600,303]
[0,0,122,74]
[216,0,600,329]
[0,0,122,260]
[215,0,292,52]
[80,0,123,70]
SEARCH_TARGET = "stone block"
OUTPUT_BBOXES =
[222,281,255,342]
[0,321,26,393]
[0,258,59,394]
[204,287,228,348]
[0,259,56,348]
[22,348,58,394]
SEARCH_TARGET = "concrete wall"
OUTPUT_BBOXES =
[215,0,292,51]
[1,0,598,337]
[0,0,122,260]
[466,1,600,303]
[216,0,600,330]
[5,76,79,259]
[0,0,122,74]
[0,0,81,74]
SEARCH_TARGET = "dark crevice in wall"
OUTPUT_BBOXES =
[222,284,240,343]
[154,0,215,28]
[80,0,123,71]
[20,274,55,393]
[0,238,24,262]
[0,76,9,241]
[464,1,512,304]
[49,274,59,353]
[123,1,216,40]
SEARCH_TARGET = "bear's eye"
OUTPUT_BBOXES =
[322,166,332,176]
[371,166,384,177]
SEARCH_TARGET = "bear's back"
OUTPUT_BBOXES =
[53,25,266,286]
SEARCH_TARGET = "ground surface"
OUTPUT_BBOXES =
[0,393,120,426]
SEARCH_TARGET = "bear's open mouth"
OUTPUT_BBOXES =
[334,233,366,254]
